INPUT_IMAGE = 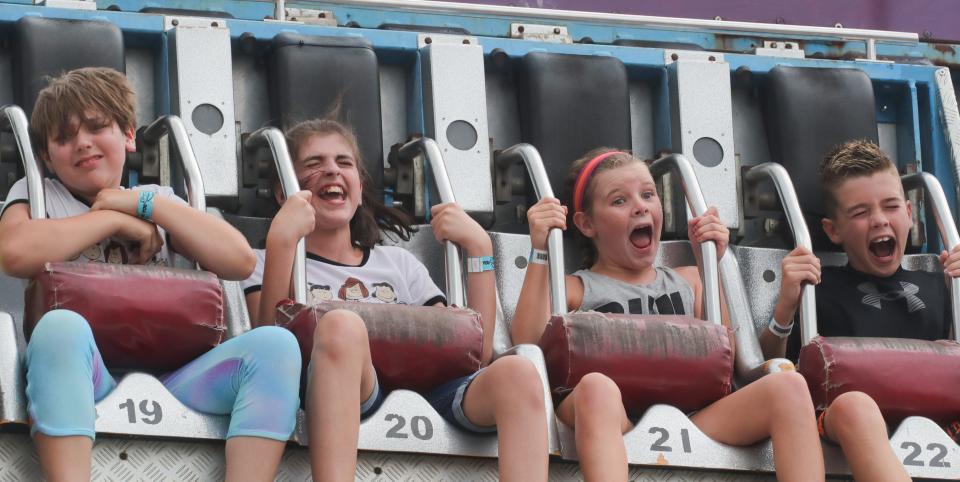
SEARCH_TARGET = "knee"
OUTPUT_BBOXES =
[762,371,814,415]
[312,309,368,360]
[574,373,623,426]
[241,326,301,370]
[827,391,886,438]
[27,309,92,353]
[483,355,545,408]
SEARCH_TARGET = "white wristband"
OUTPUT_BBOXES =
[529,248,549,265]
[768,317,794,338]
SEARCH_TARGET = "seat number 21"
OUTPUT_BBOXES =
[648,427,692,453]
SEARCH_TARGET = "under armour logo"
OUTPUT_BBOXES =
[858,281,926,312]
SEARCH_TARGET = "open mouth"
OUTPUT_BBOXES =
[869,235,896,258]
[630,225,653,250]
[318,185,346,202]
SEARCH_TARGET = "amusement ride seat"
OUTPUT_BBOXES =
[737,64,960,477]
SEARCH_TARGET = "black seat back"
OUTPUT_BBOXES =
[268,33,383,195]
[13,16,125,117]
[762,66,878,249]
[517,52,632,201]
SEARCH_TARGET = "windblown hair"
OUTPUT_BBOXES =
[285,118,415,248]
[819,139,899,217]
[30,67,136,159]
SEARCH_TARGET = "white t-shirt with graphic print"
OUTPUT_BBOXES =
[242,245,447,307]
[0,177,186,267]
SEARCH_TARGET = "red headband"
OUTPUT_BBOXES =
[573,151,622,213]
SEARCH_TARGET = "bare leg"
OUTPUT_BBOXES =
[306,310,378,482]
[225,436,287,482]
[823,392,909,482]
[34,434,91,482]
[690,371,824,482]
[556,373,633,482]
[460,355,548,482]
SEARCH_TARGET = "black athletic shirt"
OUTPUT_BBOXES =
[786,265,951,361]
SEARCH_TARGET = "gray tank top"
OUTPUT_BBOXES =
[574,266,695,316]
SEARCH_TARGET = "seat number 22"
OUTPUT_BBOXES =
[901,442,951,468]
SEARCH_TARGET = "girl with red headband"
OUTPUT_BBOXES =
[511,148,824,481]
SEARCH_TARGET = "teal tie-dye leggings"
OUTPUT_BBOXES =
[25,309,301,441]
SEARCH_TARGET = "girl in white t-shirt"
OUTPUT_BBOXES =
[244,119,548,482]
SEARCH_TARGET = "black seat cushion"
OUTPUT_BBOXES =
[12,16,125,116]
[269,33,383,194]
[517,52,632,199]
[763,66,878,249]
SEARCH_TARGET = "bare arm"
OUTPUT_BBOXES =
[152,197,256,280]
[686,207,734,351]
[90,188,255,280]
[760,246,820,359]
[510,197,582,345]
[0,203,160,278]
[430,203,498,365]
[255,233,298,326]
[251,191,316,327]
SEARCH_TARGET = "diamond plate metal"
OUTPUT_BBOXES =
[0,432,790,481]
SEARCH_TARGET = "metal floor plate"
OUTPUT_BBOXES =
[0,432,792,481]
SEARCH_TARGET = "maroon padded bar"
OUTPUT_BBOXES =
[539,313,734,416]
[24,262,225,371]
[279,301,483,392]
[799,336,960,424]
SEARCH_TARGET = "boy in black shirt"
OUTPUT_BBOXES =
[761,140,960,482]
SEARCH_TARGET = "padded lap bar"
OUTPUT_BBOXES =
[539,312,733,416]
[24,262,225,371]
[279,301,482,393]
[269,33,383,194]
[763,66,878,249]
[13,16,125,116]
[799,336,960,424]
[517,52,631,194]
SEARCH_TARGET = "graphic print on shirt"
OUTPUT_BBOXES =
[593,291,687,315]
[338,277,369,301]
[104,240,128,264]
[80,244,104,262]
[857,281,926,313]
[309,284,334,304]
[372,282,401,304]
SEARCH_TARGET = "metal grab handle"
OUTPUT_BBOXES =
[397,137,465,308]
[0,105,45,220]
[649,154,722,325]
[244,127,307,304]
[744,163,817,344]
[902,172,960,342]
[497,144,567,316]
[141,116,206,212]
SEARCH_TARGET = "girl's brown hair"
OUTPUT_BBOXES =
[562,147,646,269]
[285,119,415,248]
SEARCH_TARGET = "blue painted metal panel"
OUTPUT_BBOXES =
[0,1,954,234]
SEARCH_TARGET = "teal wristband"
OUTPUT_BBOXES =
[467,255,495,273]
[137,190,156,221]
